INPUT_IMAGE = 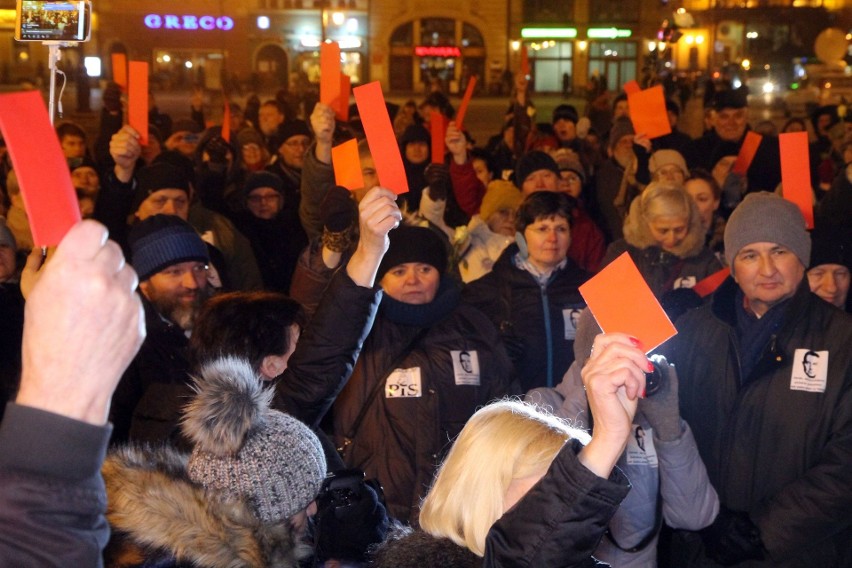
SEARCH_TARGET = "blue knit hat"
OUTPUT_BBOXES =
[128,214,209,281]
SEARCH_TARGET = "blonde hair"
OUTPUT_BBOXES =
[622,182,705,258]
[419,400,588,556]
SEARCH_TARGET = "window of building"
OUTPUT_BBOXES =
[523,0,574,22]
[391,22,414,47]
[530,42,574,92]
[589,0,640,22]
[588,41,637,88]
[462,22,484,47]
[420,18,455,45]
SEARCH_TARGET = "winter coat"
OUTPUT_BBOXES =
[685,127,781,194]
[102,445,311,568]
[109,297,194,449]
[0,404,112,566]
[456,215,514,283]
[662,278,852,567]
[462,244,590,391]
[371,439,630,567]
[332,278,516,524]
[602,240,721,300]
[528,361,719,568]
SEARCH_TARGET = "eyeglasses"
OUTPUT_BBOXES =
[247,194,281,205]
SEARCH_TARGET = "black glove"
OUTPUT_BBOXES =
[424,163,451,201]
[320,185,358,233]
[700,508,766,565]
[203,135,231,165]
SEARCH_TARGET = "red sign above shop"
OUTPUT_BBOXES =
[414,46,461,57]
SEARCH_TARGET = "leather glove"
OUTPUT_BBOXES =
[700,508,766,566]
[320,185,358,233]
[637,356,681,441]
[424,163,451,201]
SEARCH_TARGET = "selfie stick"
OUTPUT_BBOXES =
[43,41,71,125]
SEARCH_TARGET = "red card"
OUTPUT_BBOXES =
[455,76,477,131]
[353,81,408,194]
[128,61,149,146]
[779,131,814,228]
[320,42,342,112]
[112,53,127,91]
[623,80,641,95]
[579,252,677,352]
[338,73,351,122]
[431,112,447,164]
[627,85,672,140]
[332,139,365,191]
[693,267,731,298]
[0,91,80,246]
[221,97,231,143]
[731,132,762,176]
[520,45,530,77]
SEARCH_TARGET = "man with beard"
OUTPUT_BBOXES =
[109,214,213,448]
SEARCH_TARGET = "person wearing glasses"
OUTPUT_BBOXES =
[267,119,313,218]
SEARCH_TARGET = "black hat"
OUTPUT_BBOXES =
[271,120,312,150]
[809,225,852,270]
[128,214,209,281]
[514,150,560,188]
[244,171,284,196]
[811,105,839,130]
[132,161,192,214]
[665,99,681,116]
[399,124,431,147]
[712,88,748,111]
[69,155,98,174]
[377,225,448,279]
[552,104,579,124]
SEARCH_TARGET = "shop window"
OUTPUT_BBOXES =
[391,22,414,47]
[461,22,484,48]
[420,18,455,46]
[589,0,640,22]
[530,41,573,93]
[523,0,574,23]
[588,41,637,87]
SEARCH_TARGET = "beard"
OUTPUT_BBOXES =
[146,284,213,332]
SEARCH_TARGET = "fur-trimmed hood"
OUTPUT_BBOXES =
[102,445,312,568]
[622,183,706,259]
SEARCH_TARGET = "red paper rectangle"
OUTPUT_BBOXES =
[520,45,530,77]
[112,53,127,91]
[454,76,477,131]
[693,267,731,298]
[128,61,149,146]
[779,131,814,228]
[623,80,641,95]
[579,252,677,352]
[320,42,342,110]
[353,81,408,194]
[332,139,365,191]
[731,131,762,176]
[338,73,351,122]
[431,112,447,164]
[627,85,672,140]
[0,91,80,246]
[221,97,231,143]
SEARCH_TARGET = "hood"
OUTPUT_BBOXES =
[103,445,311,568]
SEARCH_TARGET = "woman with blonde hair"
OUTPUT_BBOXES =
[372,332,647,567]
[602,181,721,299]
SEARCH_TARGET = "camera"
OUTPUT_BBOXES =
[645,354,669,397]
[316,468,384,520]
[15,1,92,42]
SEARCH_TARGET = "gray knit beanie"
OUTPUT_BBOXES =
[183,357,327,524]
[724,192,811,268]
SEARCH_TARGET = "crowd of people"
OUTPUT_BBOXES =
[0,72,851,567]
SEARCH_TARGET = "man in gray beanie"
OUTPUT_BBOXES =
[661,191,852,567]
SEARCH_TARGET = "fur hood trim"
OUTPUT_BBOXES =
[622,183,706,259]
[182,356,272,456]
[103,445,311,568]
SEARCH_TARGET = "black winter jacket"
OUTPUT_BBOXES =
[463,244,589,391]
[663,278,852,567]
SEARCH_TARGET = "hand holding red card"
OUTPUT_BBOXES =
[579,252,677,353]
[0,91,80,246]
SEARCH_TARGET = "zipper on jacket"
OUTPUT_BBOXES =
[541,282,553,388]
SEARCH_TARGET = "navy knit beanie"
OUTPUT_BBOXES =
[128,214,209,281]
